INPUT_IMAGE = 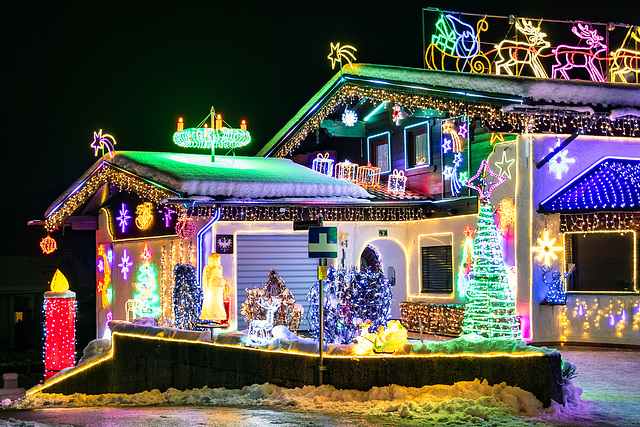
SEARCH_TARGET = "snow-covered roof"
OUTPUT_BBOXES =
[258,63,640,157]
[44,151,372,229]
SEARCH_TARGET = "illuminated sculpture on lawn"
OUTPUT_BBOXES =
[242,269,302,333]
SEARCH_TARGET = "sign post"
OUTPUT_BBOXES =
[308,219,337,386]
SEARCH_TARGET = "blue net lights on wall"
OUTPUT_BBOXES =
[172,263,203,330]
[307,268,393,345]
[540,158,640,212]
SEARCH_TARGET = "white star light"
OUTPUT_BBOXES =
[495,150,515,179]
[118,249,134,281]
[548,142,576,179]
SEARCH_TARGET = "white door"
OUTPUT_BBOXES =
[236,234,318,331]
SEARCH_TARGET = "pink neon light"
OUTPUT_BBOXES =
[464,159,506,200]
[551,24,606,82]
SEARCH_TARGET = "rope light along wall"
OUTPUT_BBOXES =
[273,83,640,158]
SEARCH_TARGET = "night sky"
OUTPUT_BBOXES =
[4,1,639,256]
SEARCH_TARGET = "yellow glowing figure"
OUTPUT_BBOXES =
[97,245,112,307]
[50,269,70,292]
[353,320,375,355]
[200,253,230,322]
[328,42,357,70]
[135,202,154,230]
[494,20,550,78]
[532,230,563,267]
[490,133,505,145]
[610,28,640,83]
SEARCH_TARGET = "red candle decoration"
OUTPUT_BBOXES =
[44,269,76,380]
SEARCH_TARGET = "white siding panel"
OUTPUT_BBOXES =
[236,234,317,330]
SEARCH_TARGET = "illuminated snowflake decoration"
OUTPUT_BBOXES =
[531,230,563,266]
[116,203,131,233]
[548,142,576,179]
[341,109,358,126]
[118,249,134,281]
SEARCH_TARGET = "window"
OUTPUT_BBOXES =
[421,245,453,293]
[367,132,391,173]
[564,231,637,293]
[404,121,430,169]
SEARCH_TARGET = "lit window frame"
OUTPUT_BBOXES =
[562,230,638,295]
[404,120,431,170]
[367,131,392,174]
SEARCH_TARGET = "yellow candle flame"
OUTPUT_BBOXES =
[50,269,69,292]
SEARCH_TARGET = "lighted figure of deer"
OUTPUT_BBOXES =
[494,20,550,78]
[248,297,281,345]
[610,28,640,83]
[551,24,606,82]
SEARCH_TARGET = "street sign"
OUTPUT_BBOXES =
[318,265,328,280]
[308,226,338,258]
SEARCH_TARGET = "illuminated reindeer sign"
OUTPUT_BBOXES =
[494,19,550,78]
[551,24,606,82]
[610,27,640,83]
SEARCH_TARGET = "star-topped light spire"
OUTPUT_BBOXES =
[464,159,506,201]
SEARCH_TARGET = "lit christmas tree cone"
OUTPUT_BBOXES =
[44,269,76,380]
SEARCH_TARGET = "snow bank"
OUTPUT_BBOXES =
[12,380,555,422]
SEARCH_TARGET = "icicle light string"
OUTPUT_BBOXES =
[273,84,640,158]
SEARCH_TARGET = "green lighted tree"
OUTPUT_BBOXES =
[462,160,521,339]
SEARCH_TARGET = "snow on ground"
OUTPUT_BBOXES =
[10,379,577,426]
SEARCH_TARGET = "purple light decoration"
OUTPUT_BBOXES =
[118,249,133,281]
[107,248,113,265]
[621,309,628,322]
[97,259,104,273]
[540,158,640,211]
[160,206,176,227]
[442,137,453,153]
[116,203,131,233]
[608,314,615,327]
[551,24,606,82]
[464,159,507,201]
[458,121,468,139]
[91,129,116,159]
[577,304,585,317]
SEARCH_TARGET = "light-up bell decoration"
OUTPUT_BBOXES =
[44,269,76,380]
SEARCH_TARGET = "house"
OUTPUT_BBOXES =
[41,63,640,346]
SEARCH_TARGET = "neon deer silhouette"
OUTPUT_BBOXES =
[551,24,606,82]
[494,20,550,78]
[610,28,640,83]
[248,297,281,344]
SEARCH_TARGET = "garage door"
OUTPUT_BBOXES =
[236,234,318,331]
